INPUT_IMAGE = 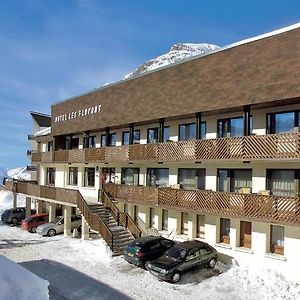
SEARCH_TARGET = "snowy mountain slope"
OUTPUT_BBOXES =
[124,43,219,79]
[0,167,31,185]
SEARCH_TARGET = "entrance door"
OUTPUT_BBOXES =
[240,221,252,248]
[181,212,188,235]
[196,215,205,239]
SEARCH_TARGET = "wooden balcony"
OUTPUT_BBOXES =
[103,183,300,227]
[32,132,300,164]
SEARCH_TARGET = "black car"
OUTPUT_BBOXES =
[1,207,36,225]
[146,240,218,283]
[124,236,175,268]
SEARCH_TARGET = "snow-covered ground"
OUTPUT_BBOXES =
[0,255,49,300]
[0,191,300,300]
[0,190,26,215]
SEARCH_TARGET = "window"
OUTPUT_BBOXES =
[267,111,298,134]
[147,168,169,187]
[71,138,79,149]
[220,218,230,244]
[101,134,106,147]
[178,168,205,190]
[83,136,96,148]
[46,167,55,186]
[200,122,206,139]
[134,205,138,224]
[163,127,170,142]
[181,212,188,234]
[218,169,252,193]
[179,123,196,141]
[149,207,155,228]
[68,167,78,186]
[267,170,296,197]
[197,215,205,239]
[84,167,95,187]
[147,128,159,144]
[121,168,139,185]
[240,221,252,248]
[47,141,53,152]
[270,225,284,255]
[218,116,252,138]
[133,130,140,144]
[162,209,168,230]
[122,131,129,145]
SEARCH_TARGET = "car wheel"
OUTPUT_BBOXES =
[31,227,37,233]
[11,218,18,225]
[207,257,217,268]
[48,229,56,237]
[171,271,181,283]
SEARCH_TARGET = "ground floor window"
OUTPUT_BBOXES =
[196,215,205,239]
[162,209,168,230]
[181,212,188,235]
[147,168,169,187]
[240,221,252,248]
[84,167,95,187]
[121,168,139,185]
[220,218,230,244]
[149,207,155,228]
[46,167,55,186]
[134,205,138,224]
[124,203,128,214]
[270,225,284,255]
[68,167,78,186]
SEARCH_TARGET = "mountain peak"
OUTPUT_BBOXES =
[124,42,219,79]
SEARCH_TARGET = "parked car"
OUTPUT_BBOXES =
[146,240,218,283]
[21,213,49,233]
[124,236,175,268]
[1,207,36,225]
[36,215,82,237]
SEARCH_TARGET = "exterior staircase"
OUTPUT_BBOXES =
[88,203,135,255]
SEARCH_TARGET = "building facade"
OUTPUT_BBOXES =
[8,24,300,281]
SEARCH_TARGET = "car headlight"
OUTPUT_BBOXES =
[146,263,151,269]
[160,269,167,274]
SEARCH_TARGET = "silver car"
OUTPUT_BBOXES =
[36,215,82,237]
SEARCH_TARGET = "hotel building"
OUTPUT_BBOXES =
[6,23,300,281]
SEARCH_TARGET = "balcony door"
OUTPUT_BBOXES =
[101,168,116,184]
[147,168,169,187]
[240,221,252,248]
[121,168,139,186]
[218,169,252,193]
[46,167,55,186]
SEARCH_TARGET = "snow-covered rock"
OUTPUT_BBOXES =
[0,255,49,300]
[124,43,219,79]
[0,167,31,185]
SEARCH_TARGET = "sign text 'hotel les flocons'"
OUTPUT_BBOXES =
[54,104,102,123]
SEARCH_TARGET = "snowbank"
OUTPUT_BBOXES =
[0,255,49,300]
[199,265,300,300]
[7,167,31,181]
[0,190,26,215]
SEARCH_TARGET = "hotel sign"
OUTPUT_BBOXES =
[54,104,102,123]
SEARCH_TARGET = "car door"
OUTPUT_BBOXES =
[198,247,213,266]
[180,248,200,272]
[56,218,64,233]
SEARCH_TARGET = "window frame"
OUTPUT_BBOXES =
[178,122,196,141]
[84,167,95,187]
[266,109,299,134]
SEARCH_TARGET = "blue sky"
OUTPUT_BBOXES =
[0,0,299,168]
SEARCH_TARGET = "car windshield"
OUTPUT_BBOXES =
[165,247,187,261]
[54,217,63,224]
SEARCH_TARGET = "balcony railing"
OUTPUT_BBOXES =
[103,183,300,227]
[32,132,300,164]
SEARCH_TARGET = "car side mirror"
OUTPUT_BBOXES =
[58,222,62,225]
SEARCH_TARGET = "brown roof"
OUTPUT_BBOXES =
[30,111,51,127]
[51,26,300,136]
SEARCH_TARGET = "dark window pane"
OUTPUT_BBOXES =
[147,168,169,187]
[163,127,170,142]
[230,118,243,137]
[101,135,106,147]
[109,133,116,146]
[268,170,295,197]
[179,123,196,141]
[84,167,95,187]
[275,112,295,134]
[148,128,159,143]
[201,122,206,139]
[133,130,140,144]
[121,168,139,185]
[68,167,78,185]
[122,132,129,145]
[231,170,252,193]
[218,170,228,192]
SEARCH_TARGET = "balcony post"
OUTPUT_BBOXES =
[63,205,72,236]
[129,123,134,145]
[243,105,251,136]
[81,216,90,240]
[159,118,164,143]
[196,112,202,139]
[25,197,31,218]
[48,202,56,222]
[105,127,110,147]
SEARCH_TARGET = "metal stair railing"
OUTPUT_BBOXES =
[99,188,142,238]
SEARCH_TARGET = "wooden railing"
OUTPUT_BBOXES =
[100,188,142,238]
[32,132,300,164]
[4,180,114,251]
[103,183,300,227]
